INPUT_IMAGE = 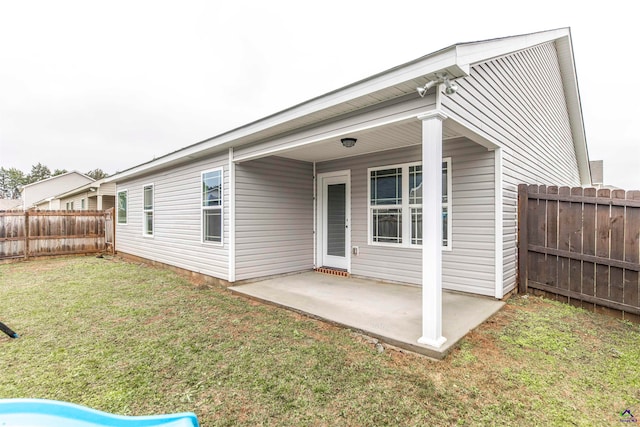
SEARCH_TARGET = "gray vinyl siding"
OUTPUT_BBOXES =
[442,41,581,294]
[60,193,90,210]
[234,157,314,281]
[316,140,496,295]
[100,196,115,210]
[115,153,229,280]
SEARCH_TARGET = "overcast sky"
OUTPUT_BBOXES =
[1,0,638,190]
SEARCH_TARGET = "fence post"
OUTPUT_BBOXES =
[24,211,30,260]
[517,184,529,293]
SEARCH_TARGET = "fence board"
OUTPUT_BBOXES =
[610,190,626,305]
[582,187,597,310]
[546,186,559,287]
[624,191,640,322]
[556,186,571,303]
[595,189,611,303]
[569,187,583,308]
[0,210,110,260]
[518,185,640,321]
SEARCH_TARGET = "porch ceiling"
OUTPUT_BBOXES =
[275,119,462,163]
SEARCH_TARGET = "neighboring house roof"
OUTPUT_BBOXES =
[0,199,23,210]
[23,171,95,208]
[53,178,115,199]
[21,171,94,190]
[106,27,589,184]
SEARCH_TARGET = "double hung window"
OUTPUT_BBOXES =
[143,184,153,236]
[202,169,223,244]
[368,159,451,248]
[117,190,127,224]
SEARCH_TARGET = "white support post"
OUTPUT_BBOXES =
[417,110,447,348]
[228,147,236,283]
[97,195,103,210]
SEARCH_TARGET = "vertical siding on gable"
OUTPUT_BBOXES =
[234,156,314,280]
[442,42,581,294]
[316,140,496,295]
[115,153,229,280]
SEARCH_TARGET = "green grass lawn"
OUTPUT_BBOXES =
[1,257,639,426]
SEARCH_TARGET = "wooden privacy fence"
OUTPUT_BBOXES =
[518,184,640,321]
[0,209,115,260]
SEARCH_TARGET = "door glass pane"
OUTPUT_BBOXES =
[327,183,345,257]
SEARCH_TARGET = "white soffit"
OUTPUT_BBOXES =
[276,120,462,163]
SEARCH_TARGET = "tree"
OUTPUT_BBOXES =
[53,169,68,176]
[85,168,109,180]
[27,163,52,184]
[0,167,27,199]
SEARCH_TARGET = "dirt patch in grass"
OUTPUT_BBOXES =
[1,257,639,426]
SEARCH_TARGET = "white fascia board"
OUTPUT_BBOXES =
[555,33,591,185]
[455,28,571,66]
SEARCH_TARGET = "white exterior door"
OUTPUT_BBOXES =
[318,172,350,270]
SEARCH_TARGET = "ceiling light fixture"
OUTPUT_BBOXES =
[341,137,357,148]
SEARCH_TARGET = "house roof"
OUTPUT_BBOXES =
[25,171,96,208]
[53,178,110,199]
[21,171,95,189]
[107,27,589,183]
[0,199,23,210]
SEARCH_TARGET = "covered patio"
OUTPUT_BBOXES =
[230,272,505,359]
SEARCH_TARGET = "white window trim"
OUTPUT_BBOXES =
[201,168,224,246]
[142,184,154,237]
[117,189,128,225]
[81,198,86,210]
[367,158,451,250]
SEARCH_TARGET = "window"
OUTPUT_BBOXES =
[65,202,70,210]
[409,165,422,245]
[81,198,85,210]
[70,201,74,210]
[143,184,153,236]
[370,167,402,244]
[202,169,223,243]
[368,159,451,248]
[117,190,127,224]
[442,159,451,248]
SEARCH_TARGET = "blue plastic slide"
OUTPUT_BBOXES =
[0,398,199,427]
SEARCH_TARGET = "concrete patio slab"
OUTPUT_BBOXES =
[229,272,505,359]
